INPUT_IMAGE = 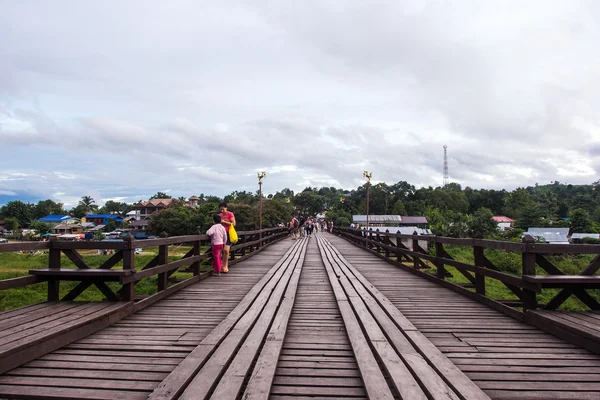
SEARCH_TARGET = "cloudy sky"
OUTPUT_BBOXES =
[1,0,600,207]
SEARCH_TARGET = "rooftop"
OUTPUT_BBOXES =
[493,216,517,223]
[37,215,72,223]
[85,214,123,220]
[134,198,177,208]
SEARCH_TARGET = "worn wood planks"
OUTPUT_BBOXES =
[0,301,133,375]
[317,233,489,400]
[264,238,368,400]
[150,237,308,400]
[330,233,600,400]
[0,239,294,400]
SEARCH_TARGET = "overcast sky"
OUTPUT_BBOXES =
[1,0,600,207]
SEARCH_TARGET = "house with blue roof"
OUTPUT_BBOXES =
[37,215,75,224]
[84,214,124,226]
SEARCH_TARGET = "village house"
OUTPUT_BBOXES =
[352,215,428,229]
[133,198,178,219]
[83,214,124,226]
[493,216,517,231]
[37,215,78,224]
[52,224,84,235]
[526,227,570,244]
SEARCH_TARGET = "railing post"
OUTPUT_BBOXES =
[122,234,135,302]
[191,239,201,276]
[521,235,537,312]
[434,240,446,279]
[395,231,403,261]
[473,237,486,296]
[48,237,60,301]
[158,244,168,292]
[412,231,419,269]
[384,230,390,258]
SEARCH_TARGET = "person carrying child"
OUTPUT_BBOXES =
[206,214,228,276]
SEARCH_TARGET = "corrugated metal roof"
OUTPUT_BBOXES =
[525,230,569,243]
[571,233,600,239]
[399,216,428,224]
[528,227,570,234]
[492,216,517,223]
[37,215,72,223]
[353,215,402,223]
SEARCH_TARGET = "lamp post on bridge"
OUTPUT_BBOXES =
[363,171,372,248]
[258,171,266,247]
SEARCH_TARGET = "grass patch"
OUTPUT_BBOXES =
[0,246,212,311]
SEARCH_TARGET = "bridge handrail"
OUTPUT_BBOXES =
[334,226,600,314]
[0,227,288,305]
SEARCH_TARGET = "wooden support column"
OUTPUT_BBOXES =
[473,241,486,296]
[435,241,447,280]
[47,237,60,301]
[384,230,390,258]
[158,244,168,292]
[191,240,201,276]
[412,231,419,269]
[521,235,537,312]
[122,235,135,302]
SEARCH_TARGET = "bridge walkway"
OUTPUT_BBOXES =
[328,234,600,400]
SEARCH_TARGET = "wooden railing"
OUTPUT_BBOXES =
[0,228,288,310]
[334,227,600,318]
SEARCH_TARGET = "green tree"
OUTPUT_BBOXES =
[149,192,171,200]
[516,204,544,230]
[148,206,196,236]
[101,200,130,214]
[33,199,66,219]
[293,190,325,215]
[557,202,569,218]
[468,208,497,238]
[104,219,117,232]
[94,230,106,240]
[78,196,98,212]
[392,200,407,216]
[570,208,593,233]
[1,201,34,228]
[3,217,19,232]
[31,221,53,235]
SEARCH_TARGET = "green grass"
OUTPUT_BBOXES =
[423,245,600,311]
[0,246,213,311]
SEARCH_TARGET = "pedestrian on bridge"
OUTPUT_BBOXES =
[206,214,227,276]
[219,202,236,274]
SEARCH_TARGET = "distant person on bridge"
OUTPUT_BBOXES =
[219,202,236,274]
[206,214,227,276]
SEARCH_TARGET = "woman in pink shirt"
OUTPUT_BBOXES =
[206,214,228,276]
[219,202,236,273]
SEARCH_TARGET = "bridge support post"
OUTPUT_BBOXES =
[473,243,486,296]
[158,244,168,292]
[434,241,447,279]
[122,235,135,302]
[191,240,201,276]
[521,235,537,312]
[48,237,60,301]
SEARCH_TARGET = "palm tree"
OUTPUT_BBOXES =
[79,196,98,212]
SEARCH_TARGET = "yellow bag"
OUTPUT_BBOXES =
[229,224,238,244]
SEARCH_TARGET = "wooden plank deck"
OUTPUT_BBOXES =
[268,236,367,399]
[329,234,600,400]
[0,239,294,400]
[0,301,132,375]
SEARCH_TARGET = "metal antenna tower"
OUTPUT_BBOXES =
[443,145,449,187]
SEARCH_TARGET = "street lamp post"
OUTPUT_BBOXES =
[258,171,266,247]
[363,171,372,247]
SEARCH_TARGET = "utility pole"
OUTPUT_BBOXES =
[443,145,449,187]
[363,171,372,247]
[258,171,266,247]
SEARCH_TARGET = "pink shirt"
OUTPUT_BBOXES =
[220,211,235,232]
[206,224,227,245]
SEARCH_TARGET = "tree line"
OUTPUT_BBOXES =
[1,180,600,239]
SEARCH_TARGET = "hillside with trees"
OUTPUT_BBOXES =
[2,180,600,239]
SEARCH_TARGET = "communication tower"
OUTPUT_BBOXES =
[443,145,449,187]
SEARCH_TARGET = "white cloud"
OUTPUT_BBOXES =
[0,0,599,204]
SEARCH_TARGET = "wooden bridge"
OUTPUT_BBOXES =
[1,228,600,399]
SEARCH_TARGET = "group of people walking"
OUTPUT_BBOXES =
[289,215,334,239]
[205,202,236,276]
